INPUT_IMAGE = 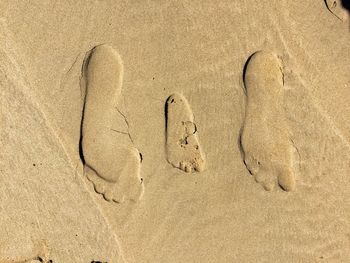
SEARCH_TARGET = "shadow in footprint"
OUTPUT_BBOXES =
[341,0,350,12]
[342,0,350,28]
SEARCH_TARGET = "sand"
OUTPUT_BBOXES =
[1,0,350,262]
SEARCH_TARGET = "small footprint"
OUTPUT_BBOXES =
[240,51,296,191]
[81,44,144,203]
[165,93,205,173]
[325,0,348,21]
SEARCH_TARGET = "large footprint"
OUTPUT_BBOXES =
[165,93,206,173]
[81,44,144,203]
[240,51,296,191]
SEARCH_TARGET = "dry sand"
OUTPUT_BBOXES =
[1,0,350,262]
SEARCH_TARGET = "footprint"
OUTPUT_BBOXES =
[165,93,205,173]
[81,44,144,203]
[240,51,295,191]
[325,0,348,21]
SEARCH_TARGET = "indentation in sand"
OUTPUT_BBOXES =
[80,44,144,203]
[240,51,296,191]
[165,93,205,173]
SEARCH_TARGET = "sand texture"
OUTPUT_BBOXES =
[1,0,350,262]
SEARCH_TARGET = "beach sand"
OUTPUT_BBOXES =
[1,1,350,262]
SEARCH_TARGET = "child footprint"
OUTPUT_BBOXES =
[81,44,144,203]
[165,93,206,173]
[240,51,296,191]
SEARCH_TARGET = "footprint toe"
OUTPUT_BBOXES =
[278,168,296,192]
[94,181,105,194]
[185,163,192,173]
[179,161,185,171]
[263,181,275,191]
[244,156,260,175]
[255,170,275,191]
[194,160,205,172]
[103,189,113,201]
[112,192,126,203]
